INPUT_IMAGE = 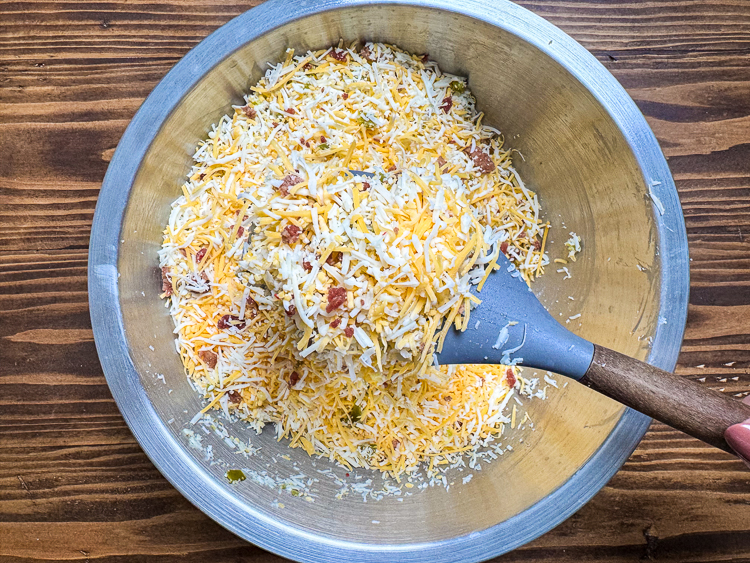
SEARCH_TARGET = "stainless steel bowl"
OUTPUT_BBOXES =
[89,0,689,561]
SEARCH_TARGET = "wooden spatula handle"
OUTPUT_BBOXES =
[580,345,750,452]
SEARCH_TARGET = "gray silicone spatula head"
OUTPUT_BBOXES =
[437,252,594,379]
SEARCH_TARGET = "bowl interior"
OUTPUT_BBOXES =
[116,3,661,552]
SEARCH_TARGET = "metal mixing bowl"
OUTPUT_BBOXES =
[88,0,689,561]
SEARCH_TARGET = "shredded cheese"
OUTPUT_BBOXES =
[159,43,552,477]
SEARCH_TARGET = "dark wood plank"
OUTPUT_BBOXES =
[1,0,749,561]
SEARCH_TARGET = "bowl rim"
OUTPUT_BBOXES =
[88,0,689,561]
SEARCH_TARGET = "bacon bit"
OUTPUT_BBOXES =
[241,105,256,119]
[218,314,246,331]
[342,92,349,100]
[320,135,327,143]
[420,53,429,62]
[195,247,207,264]
[392,439,400,449]
[179,248,187,257]
[286,108,296,115]
[234,225,245,239]
[245,296,259,318]
[330,318,341,329]
[437,156,447,168]
[227,390,243,404]
[326,287,347,313]
[361,181,370,191]
[533,239,542,250]
[344,326,354,338]
[387,164,397,172]
[465,148,496,174]
[439,96,453,113]
[198,173,206,181]
[278,173,303,196]
[300,138,310,148]
[302,259,313,272]
[360,46,375,61]
[444,395,452,403]
[285,304,297,317]
[326,251,342,266]
[394,227,399,235]
[198,350,217,369]
[506,368,517,388]
[272,121,279,128]
[289,371,300,387]
[500,241,509,254]
[161,267,172,296]
[329,49,347,62]
[281,224,302,244]
[303,62,313,71]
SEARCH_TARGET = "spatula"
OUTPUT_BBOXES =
[437,252,750,454]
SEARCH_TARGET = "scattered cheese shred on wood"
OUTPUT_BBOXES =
[159,43,551,477]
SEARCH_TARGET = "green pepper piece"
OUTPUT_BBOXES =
[449,80,465,94]
[226,469,246,483]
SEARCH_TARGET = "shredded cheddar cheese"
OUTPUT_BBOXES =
[159,43,550,477]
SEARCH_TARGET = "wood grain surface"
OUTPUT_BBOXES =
[1,0,750,561]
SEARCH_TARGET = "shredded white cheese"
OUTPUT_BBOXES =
[564,232,581,262]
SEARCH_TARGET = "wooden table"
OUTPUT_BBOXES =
[2,1,749,561]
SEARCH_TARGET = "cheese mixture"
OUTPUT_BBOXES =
[159,43,551,477]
